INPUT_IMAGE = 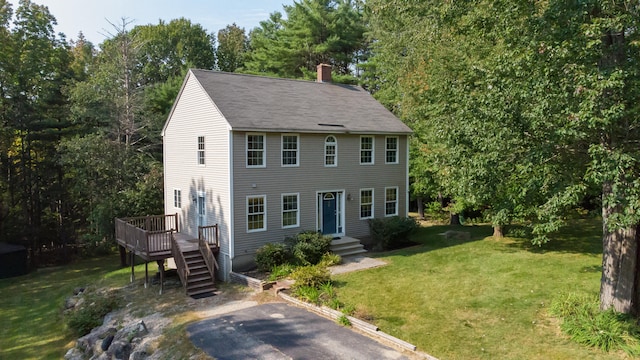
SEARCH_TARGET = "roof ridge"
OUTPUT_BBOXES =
[189,68,361,89]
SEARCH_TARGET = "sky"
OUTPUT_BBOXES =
[13,0,294,45]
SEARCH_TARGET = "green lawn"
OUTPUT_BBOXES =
[0,255,153,360]
[334,219,628,360]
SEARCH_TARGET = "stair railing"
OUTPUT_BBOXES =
[171,234,190,293]
[198,224,219,284]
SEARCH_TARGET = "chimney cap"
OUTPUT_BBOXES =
[317,63,332,83]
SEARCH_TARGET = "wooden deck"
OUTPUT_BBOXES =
[115,214,220,295]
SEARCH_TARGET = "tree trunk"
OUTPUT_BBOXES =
[493,225,504,238]
[600,182,640,314]
[450,213,461,226]
[417,197,425,220]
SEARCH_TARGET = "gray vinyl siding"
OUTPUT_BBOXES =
[163,73,233,279]
[231,132,408,260]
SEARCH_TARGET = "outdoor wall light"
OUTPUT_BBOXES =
[347,193,352,201]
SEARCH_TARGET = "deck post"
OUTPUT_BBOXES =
[130,251,135,283]
[157,260,165,295]
[119,245,127,267]
[144,262,149,288]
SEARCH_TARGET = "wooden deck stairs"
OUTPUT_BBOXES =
[182,249,216,297]
[115,214,219,296]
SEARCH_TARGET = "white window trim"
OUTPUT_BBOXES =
[246,133,266,168]
[324,135,338,167]
[197,136,205,166]
[173,188,182,209]
[281,192,300,229]
[281,133,299,167]
[360,135,375,165]
[385,186,399,217]
[385,136,399,164]
[359,188,374,220]
[246,195,267,233]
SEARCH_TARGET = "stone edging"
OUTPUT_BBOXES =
[278,292,440,359]
[229,272,275,292]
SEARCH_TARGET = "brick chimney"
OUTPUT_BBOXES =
[317,63,332,83]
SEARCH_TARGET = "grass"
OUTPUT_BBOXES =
[334,218,632,360]
[0,254,243,360]
[0,255,128,359]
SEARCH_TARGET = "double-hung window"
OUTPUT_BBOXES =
[324,136,337,166]
[360,189,374,219]
[385,187,398,216]
[385,137,398,164]
[282,193,299,228]
[247,195,266,232]
[247,133,265,167]
[173,189,182,208]
[282,134,299,167]
[360,136,374,164]
[197,136,205,165]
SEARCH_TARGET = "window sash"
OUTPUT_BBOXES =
[247,196,266,231]
[385,187,398,216]
[360,136,374,164]
[197,136,205,165]
[247,134,265,167]
[386,137,398,164]
[360,189,373,219]
[174,189,181,208]
[282,135,299,166]
[325,136,337,166]
[282,193,299,228]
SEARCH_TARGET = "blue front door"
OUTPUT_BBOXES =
[322,193,337,235]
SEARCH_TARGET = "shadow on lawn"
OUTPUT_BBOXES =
[369,224,493,257]
[504,219,602,255]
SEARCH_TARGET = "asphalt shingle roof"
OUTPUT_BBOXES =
[189,69,412,135]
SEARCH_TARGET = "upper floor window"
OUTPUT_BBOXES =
[247,195,266,232]
[360,188,374,219]
[385,187,398,216]
[324,135,337,167]
[282,193,300,228]
[360,136,374,164]
[197,136,205,165]
[173,189,182,208]
[386,137,399,164]
[247,133,265,168]
[282,134,299,167]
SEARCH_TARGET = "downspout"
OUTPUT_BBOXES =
[405,135,410,216]
[228,130,235,263]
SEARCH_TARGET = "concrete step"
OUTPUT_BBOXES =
[330,237,366,257]
[336,248,367,257]
[331,243,364,252]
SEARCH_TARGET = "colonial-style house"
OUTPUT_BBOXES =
[161,65,412,281]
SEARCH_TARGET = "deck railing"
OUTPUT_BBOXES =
[199,225,219,284]
[115,214,178,256]
[198,224,220,248]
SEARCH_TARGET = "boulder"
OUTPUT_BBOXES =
[101,334,114,352]
[63,347,84,360]
[108,340,132,360]
[130,350,150,360]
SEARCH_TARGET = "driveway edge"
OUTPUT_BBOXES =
[278,292,439,360]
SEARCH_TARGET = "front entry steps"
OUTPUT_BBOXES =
[331,236,366,257]
[183,249,216,297]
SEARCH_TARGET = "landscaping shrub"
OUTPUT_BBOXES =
[550,293,640,354]
[285,231,333,265]
[368,216,418,251]
[255,242,291,272]
[319,252,342,267]
[290,265,330,289]
[268,263,296,281]
[65,290,121,336]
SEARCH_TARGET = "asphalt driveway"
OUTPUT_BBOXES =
[187,302,409,360]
